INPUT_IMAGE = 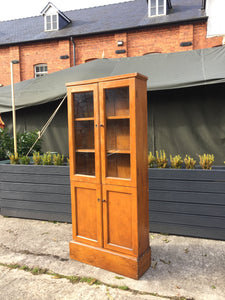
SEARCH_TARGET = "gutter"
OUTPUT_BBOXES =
[201,0,206,10]
[70,37,76,66]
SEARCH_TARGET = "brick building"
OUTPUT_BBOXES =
[0,0,222,87]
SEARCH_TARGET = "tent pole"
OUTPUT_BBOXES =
[10,60,19,156]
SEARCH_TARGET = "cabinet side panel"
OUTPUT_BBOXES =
[135,77,150,255]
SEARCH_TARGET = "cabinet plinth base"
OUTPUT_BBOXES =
[69,241,151,279]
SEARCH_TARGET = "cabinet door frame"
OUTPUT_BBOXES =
[102,184,138,256]
[99,79,137,187]
[70,181,103,247]
[67,84,101,184]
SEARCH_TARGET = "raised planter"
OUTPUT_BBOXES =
[1,164,225,240]
[0,164,71,222]
[148,168,225,240]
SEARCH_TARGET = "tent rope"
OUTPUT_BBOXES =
[26,94,67,157]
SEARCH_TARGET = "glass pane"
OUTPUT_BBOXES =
[75,121,94,150]
[46,16,51,30]
[158,6,164,14]
[107,154,130,179]
[53,15,57,30]
[105,87,129,117]
[74,92,94,118]
[151,0,156,6]
[106,119,130,152]
[104,86,130,179]
[158,0,164,5]
[151,7,156,15]
[76,153,95,176]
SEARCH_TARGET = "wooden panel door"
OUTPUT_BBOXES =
[70,181,102,247]
[67,84,101,184]
[102,185,138,256]
[99,79,137,187]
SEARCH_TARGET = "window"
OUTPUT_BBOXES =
[45,14,58,31]
[34,64,48,78]
[148,0,166,17]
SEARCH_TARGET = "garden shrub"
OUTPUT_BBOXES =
[170,154,183,169]
[53,153,65,166]
[42,152,52,165]
[155,150,168,168]
[184,155,196,169]
[199,154,214,170]
[148,152,156,168]
[16,130,41,156]
[0,129,41,160]
[0,128,13,159]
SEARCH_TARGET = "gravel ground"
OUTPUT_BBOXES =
[0,215,225,300]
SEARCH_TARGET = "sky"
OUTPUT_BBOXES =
[0,0,133,21]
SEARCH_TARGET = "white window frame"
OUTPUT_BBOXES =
[148,0,166,17]
[45,14,58,31]
[34,64,48,78]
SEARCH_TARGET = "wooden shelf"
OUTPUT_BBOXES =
[107,150,130,154]
[76,149,95,153]
[75,117,94,121]
[106,115,130,120]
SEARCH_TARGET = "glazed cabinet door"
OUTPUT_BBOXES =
[70,182,102,247]
[102,185,138,256]
[67,84,101,184]
[99,79,137,187]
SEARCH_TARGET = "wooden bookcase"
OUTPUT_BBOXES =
[66,73,151,279]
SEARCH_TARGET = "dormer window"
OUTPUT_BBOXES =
[41,2,71,32]
[45,14,58,31]
[148,0,167,17]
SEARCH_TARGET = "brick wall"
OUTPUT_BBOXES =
[0,21,223,86]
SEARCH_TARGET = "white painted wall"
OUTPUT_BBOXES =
[206,0,225,37]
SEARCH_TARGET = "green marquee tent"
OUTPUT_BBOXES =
[1,46,225,164]
[1,46,225,113]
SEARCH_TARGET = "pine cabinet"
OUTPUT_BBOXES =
[67,73,151,279]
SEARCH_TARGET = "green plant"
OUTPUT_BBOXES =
[53,153,65,166]
[184,155,196,169]
[16,130,42,156]
[199,154,214,170]
[0,129,13,160]
[33,152,42,165]
[148,152,156,168]
[42,152,52,165]
[170,154,183,169]
[155,150,168,168]
[9,153,20,164]
[20,156,30,165]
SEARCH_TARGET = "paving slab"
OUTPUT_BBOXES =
[0,215,224,300]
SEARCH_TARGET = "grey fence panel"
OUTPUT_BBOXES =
[150,201,225,217]
[1,165,225,240]
[148,168,225,240]
[150,190,225,205]
[0,165,71,223]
